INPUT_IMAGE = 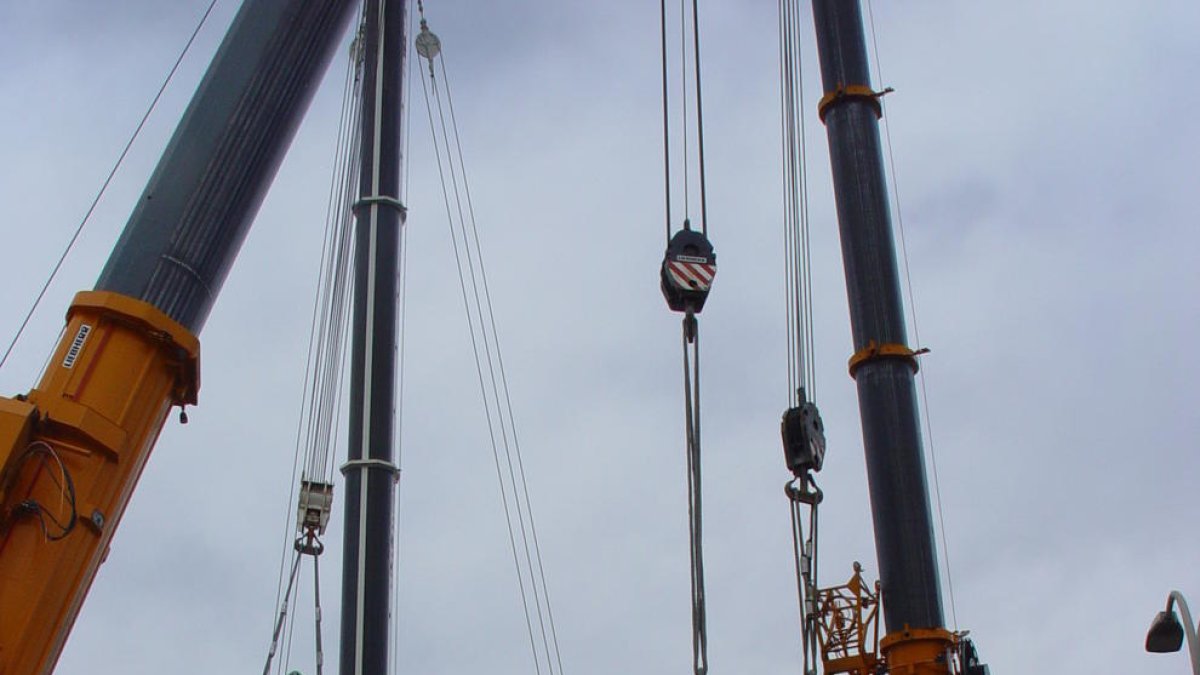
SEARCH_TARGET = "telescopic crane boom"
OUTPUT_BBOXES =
[807,2,986,673]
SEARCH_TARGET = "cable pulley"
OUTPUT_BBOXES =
[414,7,441,79]
[782,389,825,478]
[661,221,716,316]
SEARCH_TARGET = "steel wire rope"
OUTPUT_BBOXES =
[416,55,547,675]
[305,103,358,482]
[864,0,958,631]
[310,53,364,484]
[796,0,816,403]
[679,0,691,219]
[688,0,711,236]
[312,552,326,675]
[436,50,566,675]
[271,41,355,660]
[778,0,817,405]
[778,2,824,671]
[0,0,219,375]
[658,0,715,671]
[788,501,807,673]
[267,25,366,675]
[779,0,800,403]
[264,550,304,675]
[681,322,708,675]
[659,0,673,244]
[788,487,820,675]
[271,35,361,625]
[310,124,362,483]
[411,5,564,667]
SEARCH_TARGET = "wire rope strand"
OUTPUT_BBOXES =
[267,24,366,674]
[659,0,674,244]
[796,0,815,399]
[313,552,326,675]
[437,51,565,674]
[789,501,806,671]
[272,37,362,651]
[864,0,958,631]
[679,0,691,219]
[779,0,816,405]
[415,13,565,673]
[432,58,556,675]
[264,550,304,675]
[778,2,825,668]
[780,0,789,401]
[280,557,302,675]
[0,0,218,375]
[681,318,708,675]
[418,59,545,675]
[778,0,798,403]
[689,0,711,236]
[808,499,820,673]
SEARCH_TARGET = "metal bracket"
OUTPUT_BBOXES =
[339,458,401,483]
[817,84,894,122]
[353,195,408,220]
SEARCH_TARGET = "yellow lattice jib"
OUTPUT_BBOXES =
[815,562,882,675]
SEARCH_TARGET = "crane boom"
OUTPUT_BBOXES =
[0,2,358,673]
[339,1,408,674]
[810,1,958,673]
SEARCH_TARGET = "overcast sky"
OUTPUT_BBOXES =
[0,1,1197,674]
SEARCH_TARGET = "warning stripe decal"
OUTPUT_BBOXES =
[667,261,716,291]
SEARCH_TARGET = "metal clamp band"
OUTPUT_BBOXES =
[339,458,401,482]
[847,339,929,378]
[879,627,956,674]
[817,84,893,123]
[353,194,407,218]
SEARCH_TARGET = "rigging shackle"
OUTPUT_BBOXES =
[661,221,716,314]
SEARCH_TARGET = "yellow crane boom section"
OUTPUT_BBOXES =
[0,290,198,675]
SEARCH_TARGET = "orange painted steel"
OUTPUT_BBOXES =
[880,626,956,675]
[814,564,883,675]
[0,290,198,675]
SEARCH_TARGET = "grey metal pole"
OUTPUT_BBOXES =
[809,0,945,633]
[1170,591,1200,675]
[338,1,408,674]
[95,0,359,333]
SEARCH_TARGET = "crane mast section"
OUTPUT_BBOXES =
[338,1,408,674]
[0,2,358,674]
[810,0,951,671]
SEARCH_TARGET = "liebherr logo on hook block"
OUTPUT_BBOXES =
[666,258,716,292]
[62,324,92,369]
